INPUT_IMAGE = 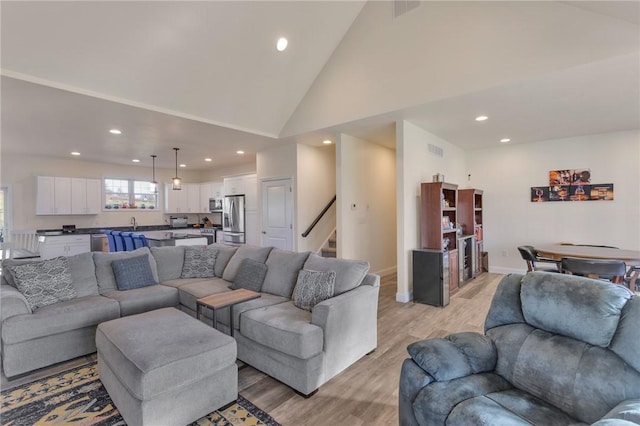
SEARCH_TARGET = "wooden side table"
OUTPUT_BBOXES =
[196,289,261,337]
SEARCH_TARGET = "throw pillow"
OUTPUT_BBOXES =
[292,269,336,311]
[111,254,159,291]
[7,257,76,310]
[181,246,217,278]
[231,258,268,292]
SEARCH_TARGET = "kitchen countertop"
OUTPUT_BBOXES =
[37,225,222,236]
[141,230,211,241]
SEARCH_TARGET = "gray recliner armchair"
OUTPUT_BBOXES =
[399,271,640,425]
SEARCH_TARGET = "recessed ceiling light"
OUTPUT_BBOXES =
[500,138,511,143]
[70,151,81,156]
[276,37,288,52]
[475,116,489,122]
[204,158,212,162]
[132,159,140,163]
[322,140,332,145]
[179,164,186,168]
[236,150,245,155]
[109,129,122,135]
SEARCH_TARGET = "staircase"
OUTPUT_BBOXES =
[320,231,337,258]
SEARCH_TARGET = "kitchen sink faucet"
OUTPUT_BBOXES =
[130,217,138,231]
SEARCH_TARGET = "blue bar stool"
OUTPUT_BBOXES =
[121,232,136,251]
[101,230,117,252]
[131,233,148,249]
[111,231,125,252]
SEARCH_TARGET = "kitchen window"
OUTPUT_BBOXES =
[104,178,158,210]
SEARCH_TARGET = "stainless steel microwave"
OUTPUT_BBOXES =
[209,198,223,212]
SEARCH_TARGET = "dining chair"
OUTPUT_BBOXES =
[517,245,561,272]
[560,257,627,284]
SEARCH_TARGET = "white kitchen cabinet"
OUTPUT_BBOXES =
[38,234,91,259]
[36,176,55,215]
[199,181,224,213]
[37,176,101,215]
[71,178,101,214]
[187,184,201,213]
[165,183,201,213]
[54,177,72,215]
[224,176,246,196]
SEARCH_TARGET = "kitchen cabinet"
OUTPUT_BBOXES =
[199,181,224,213]
[71,178,102,214]
[39,234,91,259]
[165,183,202,213]
[224,176,246,196]
[37,176,99,215]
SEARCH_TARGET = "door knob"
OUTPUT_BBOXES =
[262,231,266,234]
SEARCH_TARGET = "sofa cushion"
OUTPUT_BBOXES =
[262,249,310,298]
[112,254,158,291]
[2,295,121,344]
[212,293,289,329]
[240,301,323,359]
[292,269,335,311]
[2,253,99,297]
[222,246,273,282]
[160,277,209,289]
[178,278,233,312]
[303,253,370,296]
[102,285,179,317]
[7,257,77,310]
[181,246,217,278]
[208,244,238,278]
[93,248,159,293]
[521,271,632,347]
[150,246,186,281]
[230,258,267,292]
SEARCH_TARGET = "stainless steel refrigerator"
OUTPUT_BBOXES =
[223,195,245,244]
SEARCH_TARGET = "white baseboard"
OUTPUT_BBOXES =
[396,291,412,303]
[489,266,527,275]
[374,265,397,277]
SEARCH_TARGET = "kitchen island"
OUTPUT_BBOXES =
[140,230,210,247]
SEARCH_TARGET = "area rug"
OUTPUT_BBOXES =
[1,362,281,426]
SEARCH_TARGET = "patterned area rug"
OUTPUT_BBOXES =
[1,362,281,426]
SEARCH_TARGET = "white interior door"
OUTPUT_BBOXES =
[261,178,293,250]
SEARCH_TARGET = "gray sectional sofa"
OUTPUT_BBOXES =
[0,244,380,396]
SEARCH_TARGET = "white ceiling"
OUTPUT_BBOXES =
[1,1,639,170]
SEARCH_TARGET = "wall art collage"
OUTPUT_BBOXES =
[531,169,614,202]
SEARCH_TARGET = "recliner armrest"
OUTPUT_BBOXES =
[1,284,32,321]
[406,332,497,382]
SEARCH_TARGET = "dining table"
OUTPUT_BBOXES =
[535,244,640,290]
[535,244,640,266]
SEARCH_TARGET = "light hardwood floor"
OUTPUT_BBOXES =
[1,272,505,425]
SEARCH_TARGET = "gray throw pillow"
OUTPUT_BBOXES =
[111,254,159,291]
[292,269,336,311]
[181,246,217,278]
[7,257,76,310]
[231,258,268,292]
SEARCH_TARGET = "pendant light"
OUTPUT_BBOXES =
[150,154,158,193]
[172,148,182,190]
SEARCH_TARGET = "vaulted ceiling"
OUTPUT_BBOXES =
[2,1,638,170]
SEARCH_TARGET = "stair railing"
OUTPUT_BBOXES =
[301,195,336,238]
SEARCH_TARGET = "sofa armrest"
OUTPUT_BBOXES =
[1,284,32,321]
[592,399,640,425]
[311,279,379,378]
[406,332,497,382]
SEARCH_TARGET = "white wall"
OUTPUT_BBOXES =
[396,121,467,302]
[337,134,396,275]
[2,153,202,231]
[465,130,640,274]
[198,162,256,182]
[297,144,336,253]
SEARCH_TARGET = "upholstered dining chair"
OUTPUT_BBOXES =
[561,257,627,284]
[517,245,561,272]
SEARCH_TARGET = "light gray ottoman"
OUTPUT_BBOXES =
[96,307,237,426]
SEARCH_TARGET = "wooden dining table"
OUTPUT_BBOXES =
[535,244,640,266]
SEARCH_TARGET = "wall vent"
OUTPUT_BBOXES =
[394,0,421,18]
[428,143,444,158]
